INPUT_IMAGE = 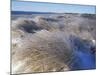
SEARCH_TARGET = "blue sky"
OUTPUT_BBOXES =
[12,0,96,14]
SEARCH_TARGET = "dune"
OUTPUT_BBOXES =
[11,13,96,74]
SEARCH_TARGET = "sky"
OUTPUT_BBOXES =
[12,0,96,14]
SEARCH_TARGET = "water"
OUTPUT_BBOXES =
[69,35,96,70]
